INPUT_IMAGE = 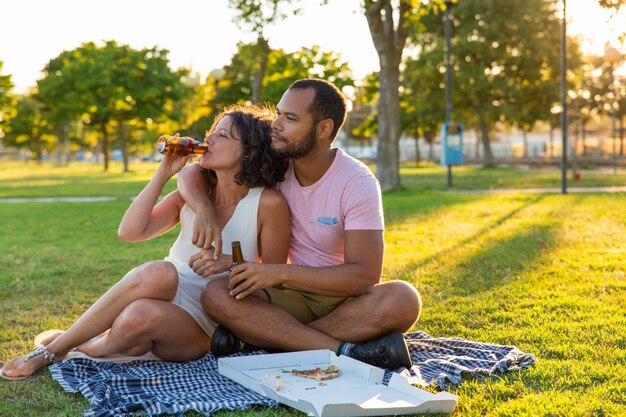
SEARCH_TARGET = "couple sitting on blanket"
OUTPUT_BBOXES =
[1,78,421,381]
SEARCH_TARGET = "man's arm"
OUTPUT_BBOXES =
[177,164,223,257]
[229,229,383,299]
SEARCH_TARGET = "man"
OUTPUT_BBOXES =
[178,79,421,370]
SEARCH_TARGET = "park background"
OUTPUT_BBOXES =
[1,0,626,416]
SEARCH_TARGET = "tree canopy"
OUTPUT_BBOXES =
[36,41,192,170]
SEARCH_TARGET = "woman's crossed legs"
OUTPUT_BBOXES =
[1,260,211,379]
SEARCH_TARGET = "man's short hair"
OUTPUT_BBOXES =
[288,78,347,141]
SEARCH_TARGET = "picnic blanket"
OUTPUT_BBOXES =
[49,331,536,417]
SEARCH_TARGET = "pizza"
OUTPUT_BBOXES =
[291,365,342,380]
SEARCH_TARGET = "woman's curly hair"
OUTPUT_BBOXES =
[208,104,288,188]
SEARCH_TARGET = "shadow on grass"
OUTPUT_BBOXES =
[442,195,589,296]
[392,194,546,275]
[444,222,557,296]
[383,189,482,227]
[397,195,584,298]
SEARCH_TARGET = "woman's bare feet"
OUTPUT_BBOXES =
[0,331,66,380]
[1,353,51,380]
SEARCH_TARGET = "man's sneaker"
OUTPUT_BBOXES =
[210,325,265,356]
[346,332,412,371]
[211,326,244,356]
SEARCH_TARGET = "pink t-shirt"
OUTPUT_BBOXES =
[278,148,384,267]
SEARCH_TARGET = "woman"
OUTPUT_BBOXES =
[1,104,290,380]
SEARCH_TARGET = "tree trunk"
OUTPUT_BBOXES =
[414,138,421,164]
[548,126,554,160]
[33,140,43,164]
[101,123,110,172]
[572,112,579,179]
[522,130,528,158]
[424,130,435,161]
[365,0,410,192]
[55,135,63,166]
[252,37,269,104]
[375,65,402,191]
[582,120,588,156]
[117,121,129,172]
[63,133,71,165]
[475,134,480,159]
[619,116,624,156]
[479,120,494,166]
[54,124,69,166]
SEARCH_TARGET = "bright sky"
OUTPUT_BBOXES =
[0,0,375,94]
[1,0,625,94]
[568,1,626,55]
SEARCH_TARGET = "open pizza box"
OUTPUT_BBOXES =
[218,349,458,417]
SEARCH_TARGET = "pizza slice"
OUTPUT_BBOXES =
[291,365,342,380]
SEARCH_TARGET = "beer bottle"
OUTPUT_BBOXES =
[157,135,207,156]
[230,241,245,272]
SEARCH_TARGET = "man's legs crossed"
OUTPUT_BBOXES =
[305,280,421,371]
[202,278,342,353]
[202,278,420,370]
[307,280,422,342]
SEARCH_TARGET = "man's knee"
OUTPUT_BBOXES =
[201,278,231,319]
[371,280,422,331]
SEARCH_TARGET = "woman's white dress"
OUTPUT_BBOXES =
[164,187,263,335]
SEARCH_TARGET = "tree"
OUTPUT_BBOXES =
[219,43,354,106]
[401,42,445,163]
[226,0,438,190]
[0,61,15,139]
[36,49,87,165]
[227,0,304,103]
[597,0,626,10]
[363,0,430,191]
[408,0,568,166]
[2,96,55,162]
[37,41,192,171]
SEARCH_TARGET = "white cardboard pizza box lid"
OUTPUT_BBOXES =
[217,349,458,417]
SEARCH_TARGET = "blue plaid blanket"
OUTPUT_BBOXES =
[49,331,536,417]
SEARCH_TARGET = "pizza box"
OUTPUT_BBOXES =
[218,349,458,417]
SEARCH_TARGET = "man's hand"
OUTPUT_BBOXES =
[192,206,223,258]
[177,164,222,258]
[228,263,284,300]
[189,249,232,278]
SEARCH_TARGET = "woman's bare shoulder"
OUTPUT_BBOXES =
[259,188,288,211]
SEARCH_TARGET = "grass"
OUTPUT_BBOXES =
[0,160,625,416]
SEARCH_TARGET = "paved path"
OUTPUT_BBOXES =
[1,186,624,203]
[444,186,626,195]
[0,196,121,203]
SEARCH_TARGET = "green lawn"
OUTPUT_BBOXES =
[0,160,625,416]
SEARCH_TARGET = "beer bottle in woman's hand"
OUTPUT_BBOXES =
[158,135,207,156]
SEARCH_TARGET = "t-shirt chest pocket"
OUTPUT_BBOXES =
[310,215,343,253]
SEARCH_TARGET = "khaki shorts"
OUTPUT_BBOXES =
[263,288,348,324]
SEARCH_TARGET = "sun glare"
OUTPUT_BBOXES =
[568,1,626,56]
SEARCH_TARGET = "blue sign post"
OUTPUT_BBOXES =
[440,123,464,187]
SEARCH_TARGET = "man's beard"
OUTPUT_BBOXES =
[272,126,317,159]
